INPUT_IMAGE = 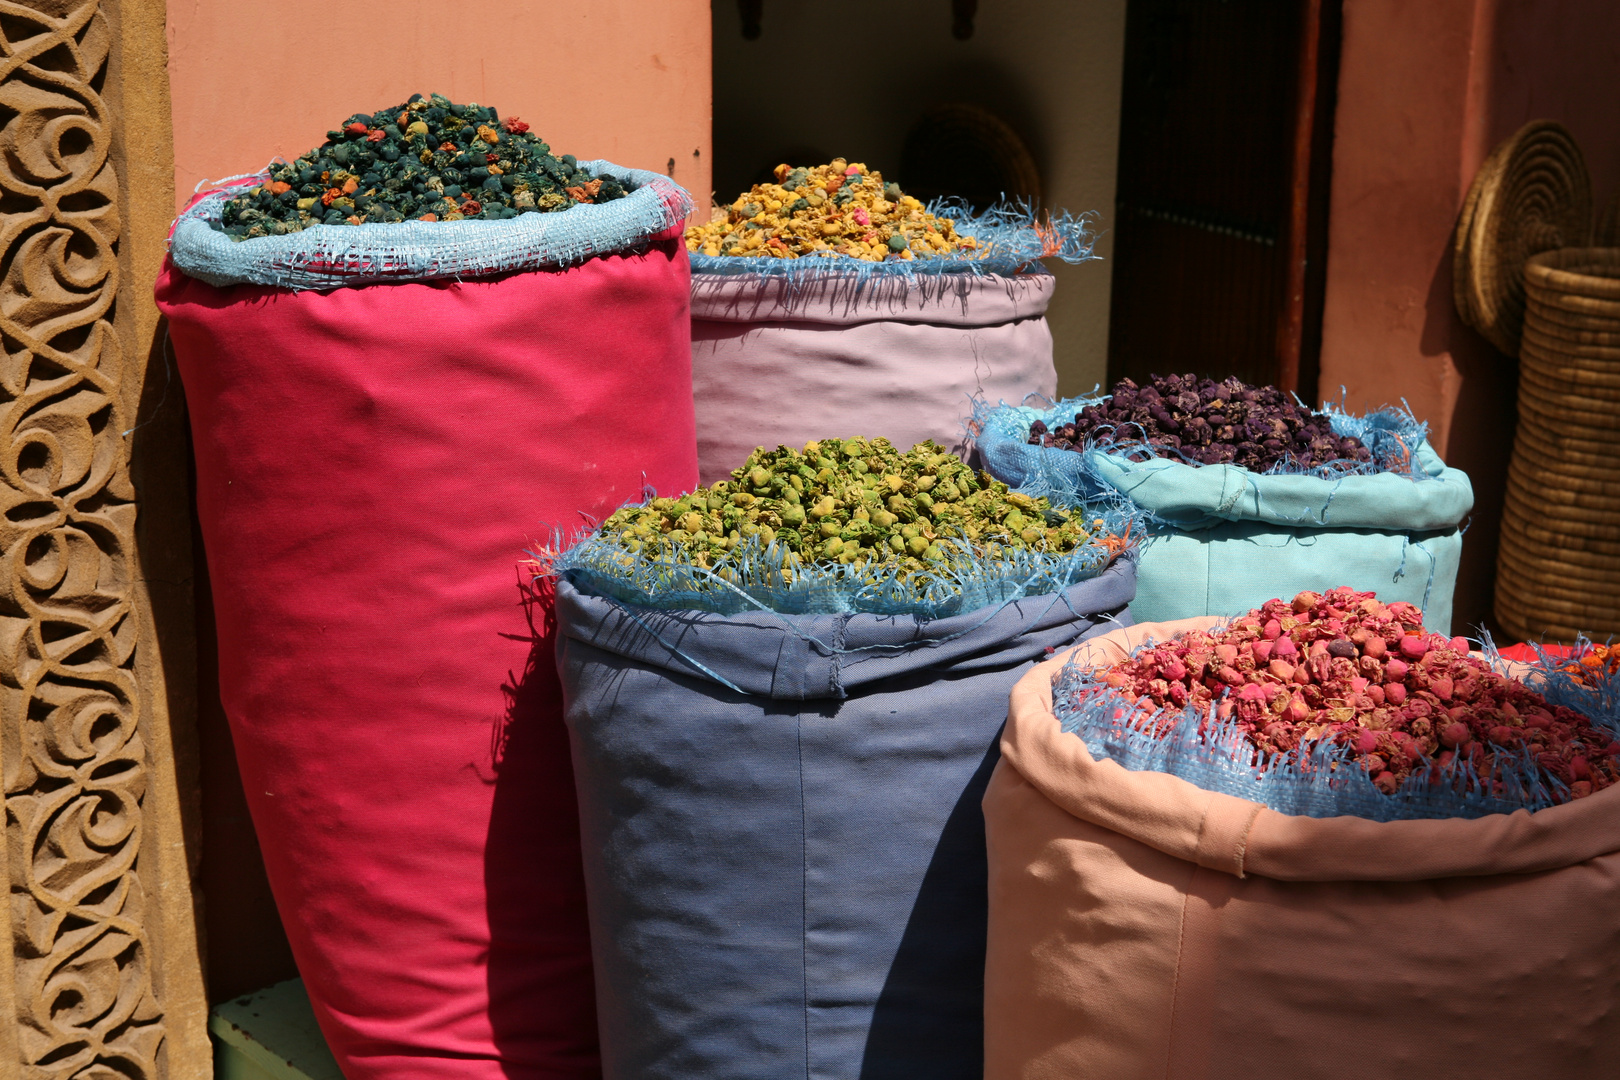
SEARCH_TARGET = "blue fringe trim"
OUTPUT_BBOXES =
[168,161,693,290]
[1481,631,1620,725]
[532,487,1145,619]
[690,198,1098,286]
[1053,632,1620,820]
[972,392,1434,510]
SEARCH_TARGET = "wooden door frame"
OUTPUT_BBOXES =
[1278,0,1342,402]
[1108,0,1342,398]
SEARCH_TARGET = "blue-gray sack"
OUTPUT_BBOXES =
[554,559,1135,1080]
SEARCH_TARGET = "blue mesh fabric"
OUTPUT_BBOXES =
[690,199,1097,286]
[973,393,1455,515]
[1483,632,1620,724]
[168,161,693,290]
[1052,633,1620,821]
[537,494,1145,620]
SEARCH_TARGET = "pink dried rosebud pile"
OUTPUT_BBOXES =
[1101,587,1620,801]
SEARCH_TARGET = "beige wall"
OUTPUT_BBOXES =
[711,1,1128,397]
[167,1,712,211]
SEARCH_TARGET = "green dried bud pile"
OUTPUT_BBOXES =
[600,437,1096,578]
[213,92,632,240]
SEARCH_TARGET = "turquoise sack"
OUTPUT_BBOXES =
[976,397,1474,632]
[1128,521,1464,632]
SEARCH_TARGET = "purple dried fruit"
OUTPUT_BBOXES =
[1027,373,1375,474]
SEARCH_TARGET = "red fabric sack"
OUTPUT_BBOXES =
[1495,642,1576,663]
[155,231,696,1079]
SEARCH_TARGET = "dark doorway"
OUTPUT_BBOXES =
[1107,0,1341,399]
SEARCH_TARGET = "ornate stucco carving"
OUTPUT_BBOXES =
[0,0,210,1076]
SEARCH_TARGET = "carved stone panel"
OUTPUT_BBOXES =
[0,0,210,1077]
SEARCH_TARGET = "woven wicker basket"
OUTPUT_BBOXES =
[1494,247,1620,643]
[1453,121,1592,354]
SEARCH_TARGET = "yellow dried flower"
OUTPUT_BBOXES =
[685,161,979,262]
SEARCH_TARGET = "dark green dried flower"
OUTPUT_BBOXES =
[212,94,633,241]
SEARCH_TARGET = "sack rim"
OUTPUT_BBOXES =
[688,265,1055,327]
[554,558,1136,701]
[167,160,694,290]
[1001,618,1620,882]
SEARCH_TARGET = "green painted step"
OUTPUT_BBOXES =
[210,978,342,1080]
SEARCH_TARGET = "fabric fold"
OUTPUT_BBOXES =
[555,561,1135,1080]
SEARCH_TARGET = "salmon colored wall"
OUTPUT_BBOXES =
[1318,0,1620,638]
[166,1,712,210]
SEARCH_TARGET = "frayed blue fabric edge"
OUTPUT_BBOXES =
[530,486,1146,621]
[975,392,1433,477]
[689,198,1098,288]
[1481,631,1620,725]
[969,392,1458,541]
[1052,631,1619,821]
[167,160,694,291]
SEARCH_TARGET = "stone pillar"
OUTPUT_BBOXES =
[0,0,210,1077]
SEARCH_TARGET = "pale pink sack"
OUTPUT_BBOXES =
[984,619,1620,1080]
[690,270,1057,482]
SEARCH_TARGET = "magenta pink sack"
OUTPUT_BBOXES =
[155,229,696,1079]
[984,621,1620,1080]
[690,271,1057,482]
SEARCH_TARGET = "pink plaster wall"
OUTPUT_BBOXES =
[1319,0,1620,637]
[166,2,712,210]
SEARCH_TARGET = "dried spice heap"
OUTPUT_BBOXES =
[1562,644,1620,687]
[1102,587,1619,801]
[1030,373,1374,472]
[213,93,631,240]
[601,437,1100,577]
[685,160,978,261]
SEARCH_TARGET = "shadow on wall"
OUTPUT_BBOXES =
[1319,0,1620,642]
[1417,221,1519,644]
[902,103,1044,212]
[713,54,1046,206]
[709,0,1129,397]
[1449,0,1620,643]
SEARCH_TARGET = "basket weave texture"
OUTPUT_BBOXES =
[1453,121,1592,355]
[1496,247,1620,642]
